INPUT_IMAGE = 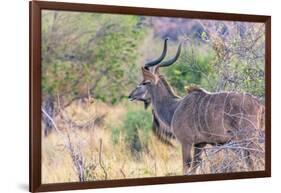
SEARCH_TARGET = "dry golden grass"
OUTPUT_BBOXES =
[42,101,264,183]
[42,101,183,183]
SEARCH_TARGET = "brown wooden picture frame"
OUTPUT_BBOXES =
[30,1,271,192]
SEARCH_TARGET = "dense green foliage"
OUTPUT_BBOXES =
[163,40,265,98]
[163,44,217,95]
[122,109,152,156]
[42,11,147,105]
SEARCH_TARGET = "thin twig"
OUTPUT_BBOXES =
[99,139,108,180]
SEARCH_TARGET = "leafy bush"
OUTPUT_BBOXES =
[122,109,152,156]
[163,36,265,99]
[42,11,148,107]
[163,45,217,95]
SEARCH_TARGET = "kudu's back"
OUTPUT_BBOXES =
[171,89,264,144]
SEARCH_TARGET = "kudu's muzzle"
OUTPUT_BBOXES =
[128,90,136,101]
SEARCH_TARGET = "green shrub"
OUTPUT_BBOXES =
[122,109,152,157]
[163,45,217,94]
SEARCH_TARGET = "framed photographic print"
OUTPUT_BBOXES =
[30,0,271,192]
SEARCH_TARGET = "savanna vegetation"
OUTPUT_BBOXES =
[41,10,265,183]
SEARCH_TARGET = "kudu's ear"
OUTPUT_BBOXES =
[141,67,157,83]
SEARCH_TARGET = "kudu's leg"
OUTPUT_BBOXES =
[190,143,206,174]
[182,143,192,175]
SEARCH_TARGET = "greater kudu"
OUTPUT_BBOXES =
[130,39,265,175]
[128,39,180,146]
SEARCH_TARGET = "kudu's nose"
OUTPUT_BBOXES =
[128,93,134,101]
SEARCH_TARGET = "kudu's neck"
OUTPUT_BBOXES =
[148,77,180,128]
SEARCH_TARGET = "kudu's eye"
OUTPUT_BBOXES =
[142,80,151,85]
